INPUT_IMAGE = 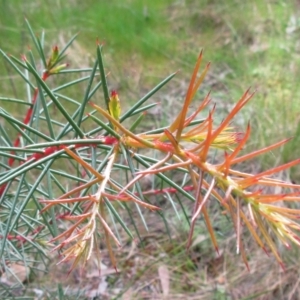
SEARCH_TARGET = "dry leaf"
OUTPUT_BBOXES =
[122,287,133,300]
[158,264,169,296]
[191,234,207,248]
[0,262,29,286]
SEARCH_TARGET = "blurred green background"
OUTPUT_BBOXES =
[1,0,300,172]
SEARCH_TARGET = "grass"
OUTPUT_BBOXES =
[0,1,176,62]
[1,0,300,299]
[1,1,299,168]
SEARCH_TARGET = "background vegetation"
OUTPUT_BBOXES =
[1,0,300,299]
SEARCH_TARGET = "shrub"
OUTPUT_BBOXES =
[1,20,300,296]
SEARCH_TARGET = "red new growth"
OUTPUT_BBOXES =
[111,90,118,97]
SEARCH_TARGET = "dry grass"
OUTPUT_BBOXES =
[29,198,300,299]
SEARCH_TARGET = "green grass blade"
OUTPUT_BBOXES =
[0,173,26,258]
[0,50,35,90]
[76,58,99,130]
[0,97,33,106]
[104,198,133,239]
[120,72,176,121]
[24,19,44,62]
[52,75,92,93]
[88,114,120,138]
[0,109,53,142]
[24,60,85,138]
[36,80,55,138]
[120,145,148,231]
[57,32,79,62]
[97,44,110,110]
